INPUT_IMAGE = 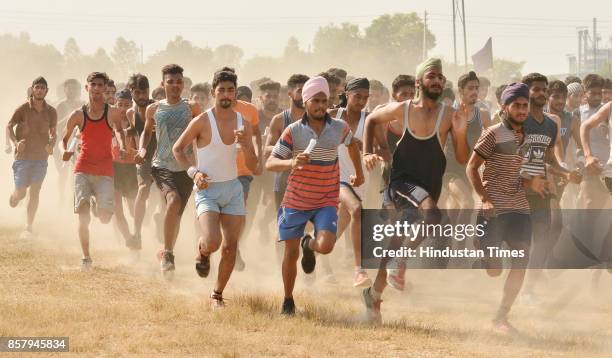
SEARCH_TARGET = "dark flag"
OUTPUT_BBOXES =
[472,37,493,73]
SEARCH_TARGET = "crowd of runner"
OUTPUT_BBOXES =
[6,59,612,334]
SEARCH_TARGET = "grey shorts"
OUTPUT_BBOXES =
[74,172,115,214]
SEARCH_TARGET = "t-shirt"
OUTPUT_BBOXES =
[9,99,57,161]
[521,114,557,181]
[233,100,260,176]
[580,104,610,164]
[272,114,352,210]
[474,119,530,215]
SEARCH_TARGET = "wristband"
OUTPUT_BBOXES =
[187,166,199,179]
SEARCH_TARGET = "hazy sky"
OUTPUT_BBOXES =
[2,0,611,75]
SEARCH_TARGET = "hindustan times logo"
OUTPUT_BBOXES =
[371,221,486,242]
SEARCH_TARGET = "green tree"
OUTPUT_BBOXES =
[111,37,139,77]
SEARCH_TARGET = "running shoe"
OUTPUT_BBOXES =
[160,250,175,273]
[386,258,406,291]
[353,269,372,288]
[210,292,225,309]
[361,287,382,325]
[195,254,211,278]
[300,234,316,274]
[80,257,93,271]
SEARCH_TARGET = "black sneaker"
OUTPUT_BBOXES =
[281,297,296,316]
[210,291,225,309]
[195,254,210,278]
[161,250,175,272]
[234,249,245,272]
[300,234,316,274]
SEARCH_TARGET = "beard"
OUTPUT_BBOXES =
[292,98,304,109]
[264,102,279,112]
[220,99,232,109]
[421,85,442,101]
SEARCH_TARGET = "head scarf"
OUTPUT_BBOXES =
[345,77,369,92]
[567,82,584,96]
[416,58,442,80]
[302,76,330,103]
[500,82,529,105]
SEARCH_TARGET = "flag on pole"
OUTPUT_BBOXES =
[472,37,493,73]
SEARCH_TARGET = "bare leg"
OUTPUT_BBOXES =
[26,182,43,229]
[215,214,245,293]
[282,239,301,298]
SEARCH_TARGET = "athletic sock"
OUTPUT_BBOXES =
[370,287,382,301]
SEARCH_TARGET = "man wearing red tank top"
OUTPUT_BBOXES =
[61,72,128,271]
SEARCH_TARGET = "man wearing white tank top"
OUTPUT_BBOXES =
[329,77,372,287]
[173,69,257,309]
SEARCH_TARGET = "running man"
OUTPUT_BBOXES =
[264,74,309,262]
[329,77,372,287]
[582,101,612,190]
[173,69,257,308]
[126,73,157,248]
[443,71,491,240]
[111,89,139,250]
[466,83,548,334]
[134,64,202,275]
[266,76,364,315]
[7,76,57,239]
[361,58,469,323]
[520,73,581,302]
[578,74,609,210]
[61,72,128,270]
[104,80,117,106]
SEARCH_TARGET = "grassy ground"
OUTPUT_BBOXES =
[1,224,611,357]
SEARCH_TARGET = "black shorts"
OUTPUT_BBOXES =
[151,166,193,214]
[385,180,431,210]
[477,213,532,252]
[137,161,154,186]
[113,162,138,198]
[527,195,552,231]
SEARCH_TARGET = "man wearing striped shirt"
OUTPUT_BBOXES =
[467,83,549,334]
[266,76,364,315]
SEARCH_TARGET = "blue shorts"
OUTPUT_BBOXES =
[277,206,338,241]
[13,160,48,188]
[195,178,246,217]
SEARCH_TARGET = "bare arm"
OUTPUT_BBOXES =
[346,138,365,187]
[364,101,403,155]
[241,121,258,172]
[135,102,158,164]
[61,110,83,160]
[480,108,492,129]
[581,102,610,158]
[172,114,204,170]
[264,113,284,159]
[548,113,565,164]
[466,152,488,203]
[570,112,583,154]
[109,108,127,155]
[450,104,469,165]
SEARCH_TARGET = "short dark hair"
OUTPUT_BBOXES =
[441,88,455,101]
[287,74,310,89]
[127,73,149,91]
[219,66,236,74]
[161,64,184,78]
[106,79,116,89]
[63,78,80,87]
[31,76,48,87]
[582,74,604,90]
[369,79,385,92]
[548,80,568,96]
[327,68,347,80]
[495,84,507,102]
[190,83,211,94]
[86,72,109,84]
[564,75,582,85]
[151,87,165,99]
[458,71,480,89]
[259,80,281,93]
[391,75,415,93]
[521,72,548,88]
[212,70,238,89]
[317,72,340,87]
[479,76,491,87]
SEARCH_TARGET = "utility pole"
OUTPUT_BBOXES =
[461,0,468,71]
[578,29,583,76]
[423,11,428,61]
[593,18,597,72]
[452,0,457,66]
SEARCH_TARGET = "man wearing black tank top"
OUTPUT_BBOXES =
[361,58,469,324]
[126,74,156,250]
